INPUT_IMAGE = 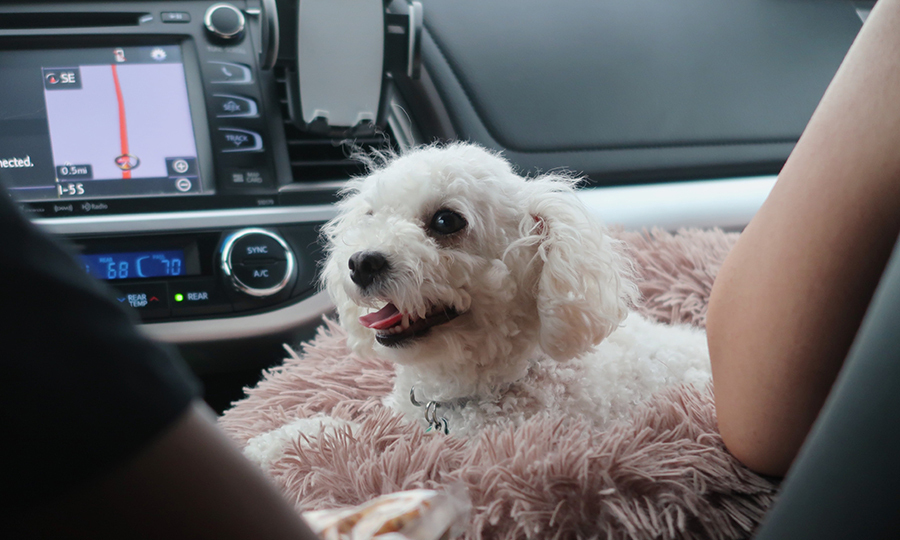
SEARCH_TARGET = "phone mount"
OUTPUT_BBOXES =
[287,0,422,137]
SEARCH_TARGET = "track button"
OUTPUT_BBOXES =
[217,128,263,152]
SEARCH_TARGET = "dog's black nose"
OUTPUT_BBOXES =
[348,251,388,288]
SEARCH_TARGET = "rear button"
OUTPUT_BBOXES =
[171,280,232,316]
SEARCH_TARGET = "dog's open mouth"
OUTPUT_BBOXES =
[359,303,461,347]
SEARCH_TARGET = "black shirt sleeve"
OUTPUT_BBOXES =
[0,192,201,505]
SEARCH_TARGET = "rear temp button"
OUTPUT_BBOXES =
[113,283,170,319]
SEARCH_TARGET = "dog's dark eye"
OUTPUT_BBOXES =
[430,209,467,235]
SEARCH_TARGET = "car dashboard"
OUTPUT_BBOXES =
[0,0,865,408]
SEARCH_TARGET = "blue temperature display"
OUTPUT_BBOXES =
[81,250,185,280]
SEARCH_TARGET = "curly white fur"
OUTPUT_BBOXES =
[322,143,710,436]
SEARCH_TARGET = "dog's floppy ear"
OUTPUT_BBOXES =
[319,190,379,357]
[522,175,637,361]
[322,256,377,356]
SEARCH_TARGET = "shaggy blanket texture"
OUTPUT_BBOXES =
[219,228,778,540]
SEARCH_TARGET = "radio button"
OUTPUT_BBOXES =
[161,11,191,23]
[208,61,252,84]
[212,94,258,118]
[217,128,263,152]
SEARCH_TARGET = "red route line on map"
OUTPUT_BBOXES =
[110,64,130,179]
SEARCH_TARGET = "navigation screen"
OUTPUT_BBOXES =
[0,45,208,201]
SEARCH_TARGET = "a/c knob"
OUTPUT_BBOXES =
[220,228,296,297]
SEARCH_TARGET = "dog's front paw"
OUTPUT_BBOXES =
[243,414,359,468]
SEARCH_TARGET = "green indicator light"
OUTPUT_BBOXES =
[174,293,184,302]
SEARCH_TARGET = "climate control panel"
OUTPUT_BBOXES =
[72,223,322,322]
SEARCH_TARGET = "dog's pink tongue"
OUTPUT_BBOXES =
[359,303,403,330]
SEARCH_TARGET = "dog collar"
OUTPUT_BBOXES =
[409,386,475,435]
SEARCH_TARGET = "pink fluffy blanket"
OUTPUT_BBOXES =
[219,228,778,540]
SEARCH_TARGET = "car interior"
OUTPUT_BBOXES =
[1,0,889,537]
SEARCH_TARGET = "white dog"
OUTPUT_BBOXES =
[321,143,710,436]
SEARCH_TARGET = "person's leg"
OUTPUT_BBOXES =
[752,233,900,539]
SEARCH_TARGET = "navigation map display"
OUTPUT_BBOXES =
[0,45,207,202]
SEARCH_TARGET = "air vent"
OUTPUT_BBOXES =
[275,66,396,183]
